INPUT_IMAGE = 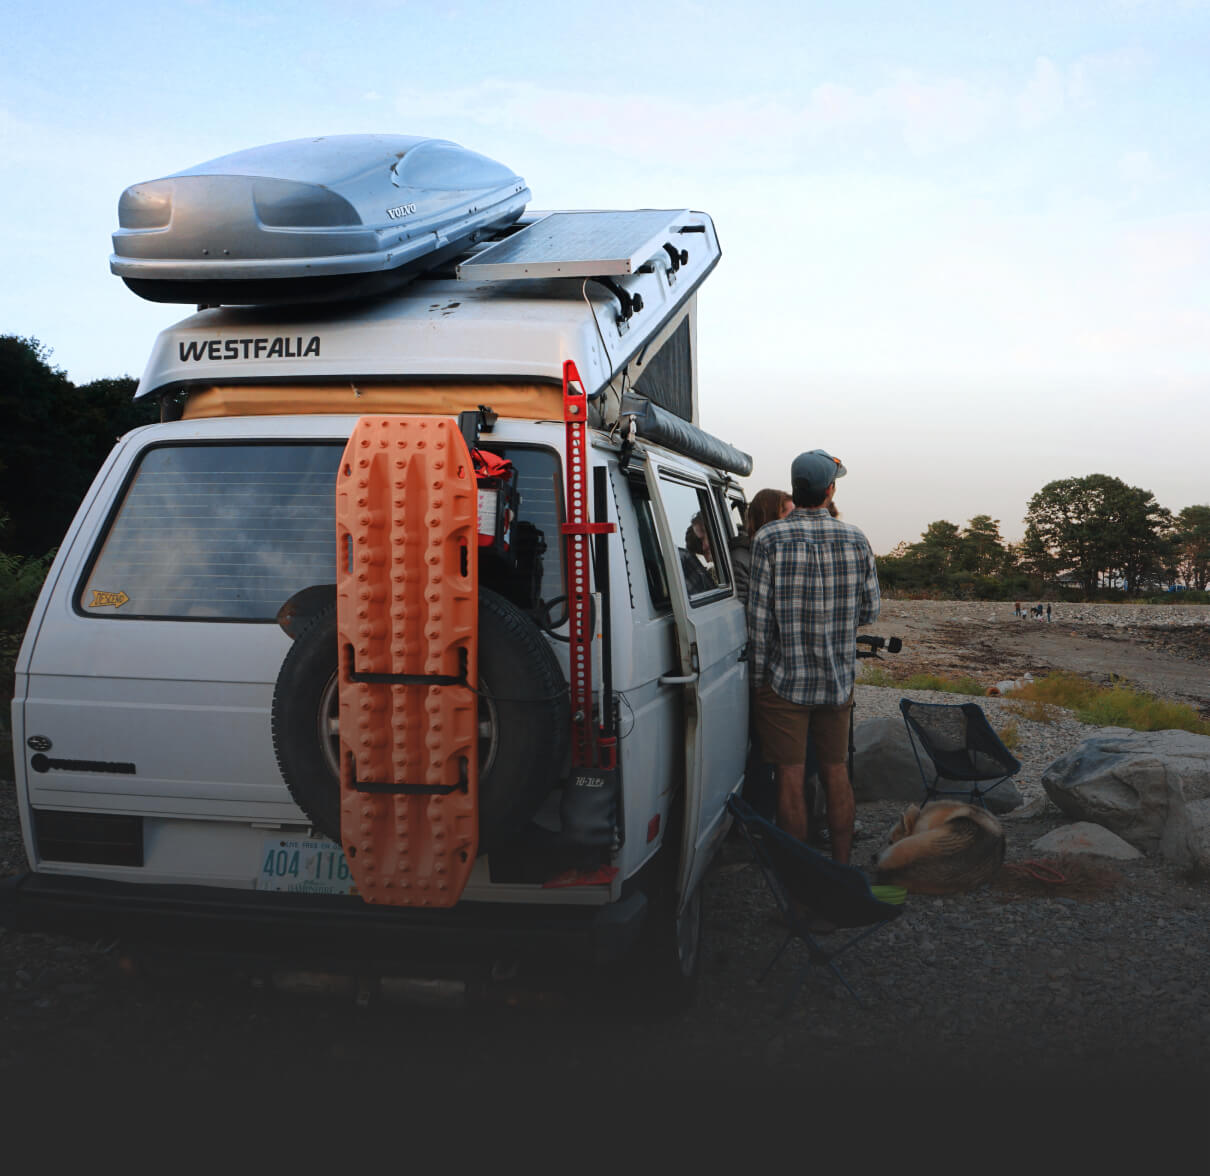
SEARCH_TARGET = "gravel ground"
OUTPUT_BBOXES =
[2,602,1209,1136]
[703,682,1210,1086]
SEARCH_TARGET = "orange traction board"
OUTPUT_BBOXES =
[336,416,478,907]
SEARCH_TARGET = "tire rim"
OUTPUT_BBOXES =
[478,687,499,780]
[320,671,499,782]
[319,671,340,779]
[675,886,702,978]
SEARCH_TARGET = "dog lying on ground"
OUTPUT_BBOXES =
[874,802,1006,895]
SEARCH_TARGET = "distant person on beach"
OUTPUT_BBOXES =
[1014,602,1021,618]
[1047,603,1052,622]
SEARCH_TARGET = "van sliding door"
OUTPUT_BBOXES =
[641,457,748,913]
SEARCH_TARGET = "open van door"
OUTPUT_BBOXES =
[641,456,748,914]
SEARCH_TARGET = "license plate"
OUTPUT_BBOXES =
[257,837,357,895]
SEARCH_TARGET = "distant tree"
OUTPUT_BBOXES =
[876,516,1022,598]
[958,514,1010,576]
[1174,504,1210,590]
[0,335,152,554]
[1023,474,1170,594]
[914,519,964,579]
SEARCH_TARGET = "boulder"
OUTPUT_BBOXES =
[1041,728,1210,868]
[1030,822,1142,860]
[851,717,1022,813]
[852,718,926,803]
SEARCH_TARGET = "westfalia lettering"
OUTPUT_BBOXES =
[178,336,321,362]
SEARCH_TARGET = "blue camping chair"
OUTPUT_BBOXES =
[899,699,1021,807]
[726,795,906,1013]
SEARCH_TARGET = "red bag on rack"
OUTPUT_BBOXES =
[471,448,519,555]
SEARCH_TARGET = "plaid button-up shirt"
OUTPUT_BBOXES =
[748,508,881,705]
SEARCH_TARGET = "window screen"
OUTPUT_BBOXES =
[634,317,693,422]
[80,443,344,621]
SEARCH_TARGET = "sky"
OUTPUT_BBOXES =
[3,0,1208,554]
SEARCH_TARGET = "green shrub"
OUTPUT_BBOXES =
[1011,671,1209,735]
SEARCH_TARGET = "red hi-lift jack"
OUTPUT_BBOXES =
[558,361,620,852]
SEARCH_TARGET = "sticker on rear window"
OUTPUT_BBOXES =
[89,590,130,608]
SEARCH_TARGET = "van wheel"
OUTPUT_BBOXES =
[632,876,704,1013]
[271,589,569,852]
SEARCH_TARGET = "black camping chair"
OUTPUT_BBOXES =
[726,795,906,1013]
[899,698,1021,807]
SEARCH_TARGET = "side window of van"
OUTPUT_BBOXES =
[724,492,747,538]
[79,443,344,621]
[657,476,731,601]
[627,481,673,614]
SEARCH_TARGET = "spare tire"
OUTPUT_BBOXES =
[271,588,569,852]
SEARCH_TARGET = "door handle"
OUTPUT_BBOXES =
[658,672,699,686]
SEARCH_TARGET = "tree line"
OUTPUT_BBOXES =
[877,478,1210,601]
[1,336,155,706]
[1,335,154,557]
[2,332,1208,608]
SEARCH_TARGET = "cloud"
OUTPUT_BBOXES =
[390,50,1148,168]
[1118,149,1157,184]
[1017,57,1069,127]
[0,105,53,164]
[1016,50,1150,127]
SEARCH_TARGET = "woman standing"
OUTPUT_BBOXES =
[730,488,793,819]
[729,487,793,607]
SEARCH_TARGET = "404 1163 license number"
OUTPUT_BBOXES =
[257,837,357,895]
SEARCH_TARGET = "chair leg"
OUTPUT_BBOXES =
[822,959,865,1008]
[774,921,891,1013]
[761,933,796,983]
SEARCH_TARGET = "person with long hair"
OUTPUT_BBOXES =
[729,488,793,820]
[729,487,793,607]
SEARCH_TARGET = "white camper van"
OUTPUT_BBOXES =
[3,136,754,1006]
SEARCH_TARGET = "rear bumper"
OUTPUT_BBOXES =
[0,871,646,970]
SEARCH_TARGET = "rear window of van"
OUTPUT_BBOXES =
[78,440,566,622]
[79,443,344,621]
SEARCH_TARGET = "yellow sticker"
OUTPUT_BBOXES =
[89,590,130,609]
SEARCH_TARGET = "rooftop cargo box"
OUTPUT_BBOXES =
[110,135,530,306]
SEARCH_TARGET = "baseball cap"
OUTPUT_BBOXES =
[790,449,847,492]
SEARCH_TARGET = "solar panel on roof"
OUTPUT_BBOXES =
[455,210,691,280]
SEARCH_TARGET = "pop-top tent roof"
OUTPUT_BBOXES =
[134,208,722,410]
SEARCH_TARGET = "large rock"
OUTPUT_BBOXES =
[852,718,922,803]
[852,717,1022,813]
[1030,822,1142,860]
[1042,728,1210,868]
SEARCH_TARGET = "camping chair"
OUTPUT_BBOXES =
[899,699,1021,808]
[726,795,906,1013]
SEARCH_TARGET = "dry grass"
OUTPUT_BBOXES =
[1010,671,1209,735]
[857,665,986,696]
[996,720,1021,750]
[1004,698,1063,726]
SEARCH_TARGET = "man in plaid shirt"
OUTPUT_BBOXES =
[748,449,880,863]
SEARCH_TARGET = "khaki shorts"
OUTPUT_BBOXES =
[753,685,853,767]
